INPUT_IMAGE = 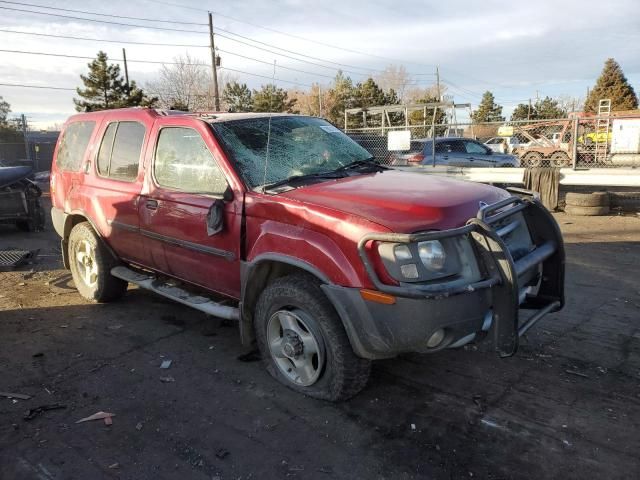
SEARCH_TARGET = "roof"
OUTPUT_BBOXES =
[64,107,303,125]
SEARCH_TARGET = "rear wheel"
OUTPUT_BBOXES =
[255,273,371,401]
[522,151,543,167]
[550,151,570,167]
[68,222,127,302]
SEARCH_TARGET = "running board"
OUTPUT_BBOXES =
[111,266,240,321]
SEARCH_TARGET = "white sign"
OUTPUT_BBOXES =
[497,126,514,137]
[387,130,411,151]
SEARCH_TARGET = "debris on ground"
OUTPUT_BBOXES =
[565,369,589,378]
[0,391,32,400]
[160,359,172,369]
[108,463,120,469]
[23,404,66,420]
[215,448,230,459]
[159,376,175,383]
[136,422,143,431]
[76,411,116,424]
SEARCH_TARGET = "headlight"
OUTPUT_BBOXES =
[417,240,446,271]
[377,235,479,284]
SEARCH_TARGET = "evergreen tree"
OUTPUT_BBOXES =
[326,71,355,126]
[584,58,638,113]
[223,81,253,112]
[252,84,297,112]
[74,51,156,112]
[511,97,566,121]
[471,91,504,122]
[533,96,566,119]
[510,103,531,121]
[0,95,10,127]
[353,78,389,108]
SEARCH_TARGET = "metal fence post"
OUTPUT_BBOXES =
[571,117,579,169]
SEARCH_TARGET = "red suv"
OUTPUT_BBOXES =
[50,108,565,400]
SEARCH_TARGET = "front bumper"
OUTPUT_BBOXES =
[325,191,565,360]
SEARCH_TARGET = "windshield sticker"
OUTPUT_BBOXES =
[320,125,341,134]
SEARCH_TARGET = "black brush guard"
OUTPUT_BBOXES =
[357,191,565,357]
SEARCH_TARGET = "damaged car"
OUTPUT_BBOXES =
[50,109,565,401]
[0,164,45,232]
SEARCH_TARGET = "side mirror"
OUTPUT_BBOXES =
[207,199,225,236]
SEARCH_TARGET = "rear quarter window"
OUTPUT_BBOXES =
[96,121,146,182]
[55,121,95,171]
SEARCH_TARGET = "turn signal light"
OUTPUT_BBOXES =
[360,289,396,305]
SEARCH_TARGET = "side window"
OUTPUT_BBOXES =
[97,123,117,175]
[96,122,145,181]
[154,127,228,195]
[463,140,488,154]
[56,121,95,171]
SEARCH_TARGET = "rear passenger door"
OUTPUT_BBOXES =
[435,140,469,166]
[461,139,496,167]
[138,118,242,298]
[88,119,149,266]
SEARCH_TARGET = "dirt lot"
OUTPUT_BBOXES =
[1,204,639,480]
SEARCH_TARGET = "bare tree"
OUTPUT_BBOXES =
[374,65,413,102]
[147,54,209,111]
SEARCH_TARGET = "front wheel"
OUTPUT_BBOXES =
[68,222,127,302]
[255,274,371,401]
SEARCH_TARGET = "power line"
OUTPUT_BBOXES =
[0,46,334,80]
[0,4,432,78]
[0,48,206,66]
[139,0,437,69]
[219,67,313,88]
[0,0,206,25]
[0,82,75,91]
[0,6,208,33]
[0,28,209,48]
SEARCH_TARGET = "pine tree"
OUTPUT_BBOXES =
[326,71,355,126]
[510,103,531,121]
[74,51,156,112]
[0,95,10,126]
[584,58,638,113]
[471,91,504,123]
[252,84,297,112]
[223,81,253,112]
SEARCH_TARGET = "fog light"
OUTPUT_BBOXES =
[400,263,419,279]
[427,328,445,348]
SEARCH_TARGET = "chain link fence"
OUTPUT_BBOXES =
[345,114,640,169]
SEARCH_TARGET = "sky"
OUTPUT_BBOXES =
[0,0,639,129]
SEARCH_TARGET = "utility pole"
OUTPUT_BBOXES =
[435,66,441,101]
[20,114,31,165]
[122,48,130,94]
[528,98,532,120]
[208,12,220,111]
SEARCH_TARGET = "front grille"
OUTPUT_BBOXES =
[492,211,534,262]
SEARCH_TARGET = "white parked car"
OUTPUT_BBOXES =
[484,136,529,154]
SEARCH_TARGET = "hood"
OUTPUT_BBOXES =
[281,169,510,233]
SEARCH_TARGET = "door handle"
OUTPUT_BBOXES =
[145,199,158,210]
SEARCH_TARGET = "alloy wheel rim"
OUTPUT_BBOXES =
[75,240,98,288]
[266,309,324,387]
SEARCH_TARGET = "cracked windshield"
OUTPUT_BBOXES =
[211,116,372,188]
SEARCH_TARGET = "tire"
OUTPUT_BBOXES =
[565,192,610,207]
[254,273,371,401]
[68,222,127,302]
[549,151,570,167]
[522,152,543,167]
[564,205,610,216]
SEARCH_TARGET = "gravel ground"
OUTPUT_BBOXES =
[1,206,639,480]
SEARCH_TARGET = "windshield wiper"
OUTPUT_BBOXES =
[331,157,386,173]
[261,171,346,192]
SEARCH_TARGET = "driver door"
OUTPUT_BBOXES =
[461,139,496,167]
[138,119,242,298]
